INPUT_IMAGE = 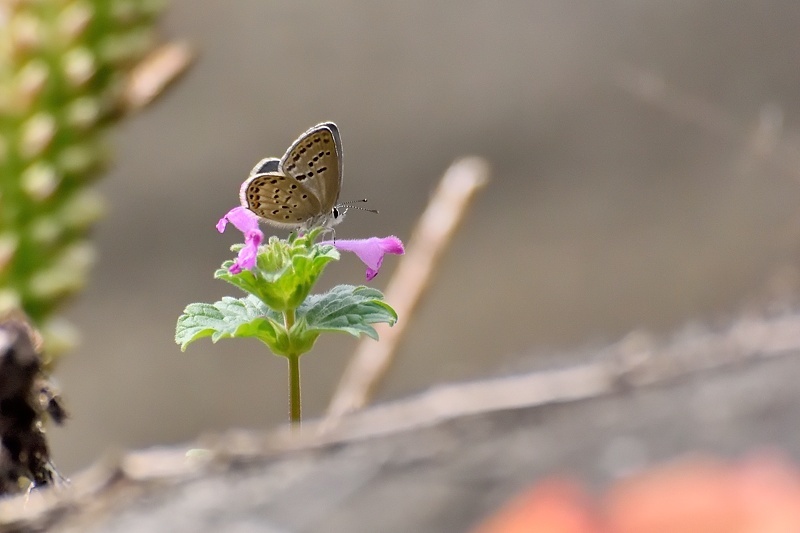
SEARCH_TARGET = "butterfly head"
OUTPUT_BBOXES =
[332,199,378,224]
[298,206,346,232]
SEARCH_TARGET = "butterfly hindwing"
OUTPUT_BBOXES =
[249,157,280,177]
[241,171,322,229]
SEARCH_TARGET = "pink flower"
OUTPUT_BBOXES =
[323,236,405,281]
[217,206,263,273]
[218,205,403,280]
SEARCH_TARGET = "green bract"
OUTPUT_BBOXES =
[214,229,337,312]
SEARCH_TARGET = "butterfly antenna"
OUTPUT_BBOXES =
[340,199,379,214]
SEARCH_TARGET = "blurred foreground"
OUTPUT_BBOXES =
[4,308,800,531]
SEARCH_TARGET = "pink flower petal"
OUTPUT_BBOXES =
[218,206,261,236]
[218,206,264,273]
[323,236,405,281]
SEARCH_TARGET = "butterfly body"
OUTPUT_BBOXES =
[240,122,345,231]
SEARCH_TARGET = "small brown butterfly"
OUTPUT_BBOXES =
[239,122,375,231]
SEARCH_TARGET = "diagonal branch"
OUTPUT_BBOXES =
[325,157,490,421]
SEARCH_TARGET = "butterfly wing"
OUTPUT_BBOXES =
[249,157,280,177]
[279,122,342,213]
[239,171,322,229]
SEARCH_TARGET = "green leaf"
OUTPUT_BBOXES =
[175,295,284,351]
[299,285,398,340]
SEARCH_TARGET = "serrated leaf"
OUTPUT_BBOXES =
[299,285,398,340]
[175,295,284,351]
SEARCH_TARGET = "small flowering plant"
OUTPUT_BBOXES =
[175,206,403,423]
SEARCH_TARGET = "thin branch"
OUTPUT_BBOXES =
[122,41,193,114]
[291,311,800,449]
[324,157,490,421]
[613,63,800,179]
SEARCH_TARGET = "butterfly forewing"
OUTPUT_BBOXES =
[279,123,342,213]
[241,172,323,229]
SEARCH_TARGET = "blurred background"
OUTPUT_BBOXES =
[50,0,800,473]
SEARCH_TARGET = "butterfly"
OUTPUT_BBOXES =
[239,122,373,231]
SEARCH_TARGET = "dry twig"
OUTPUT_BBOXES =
[613,63,800,178]
[122,41,194,113]
[325,157,490,421]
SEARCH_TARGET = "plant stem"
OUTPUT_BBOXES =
[287,354,301,425]
[284,309,301,425]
